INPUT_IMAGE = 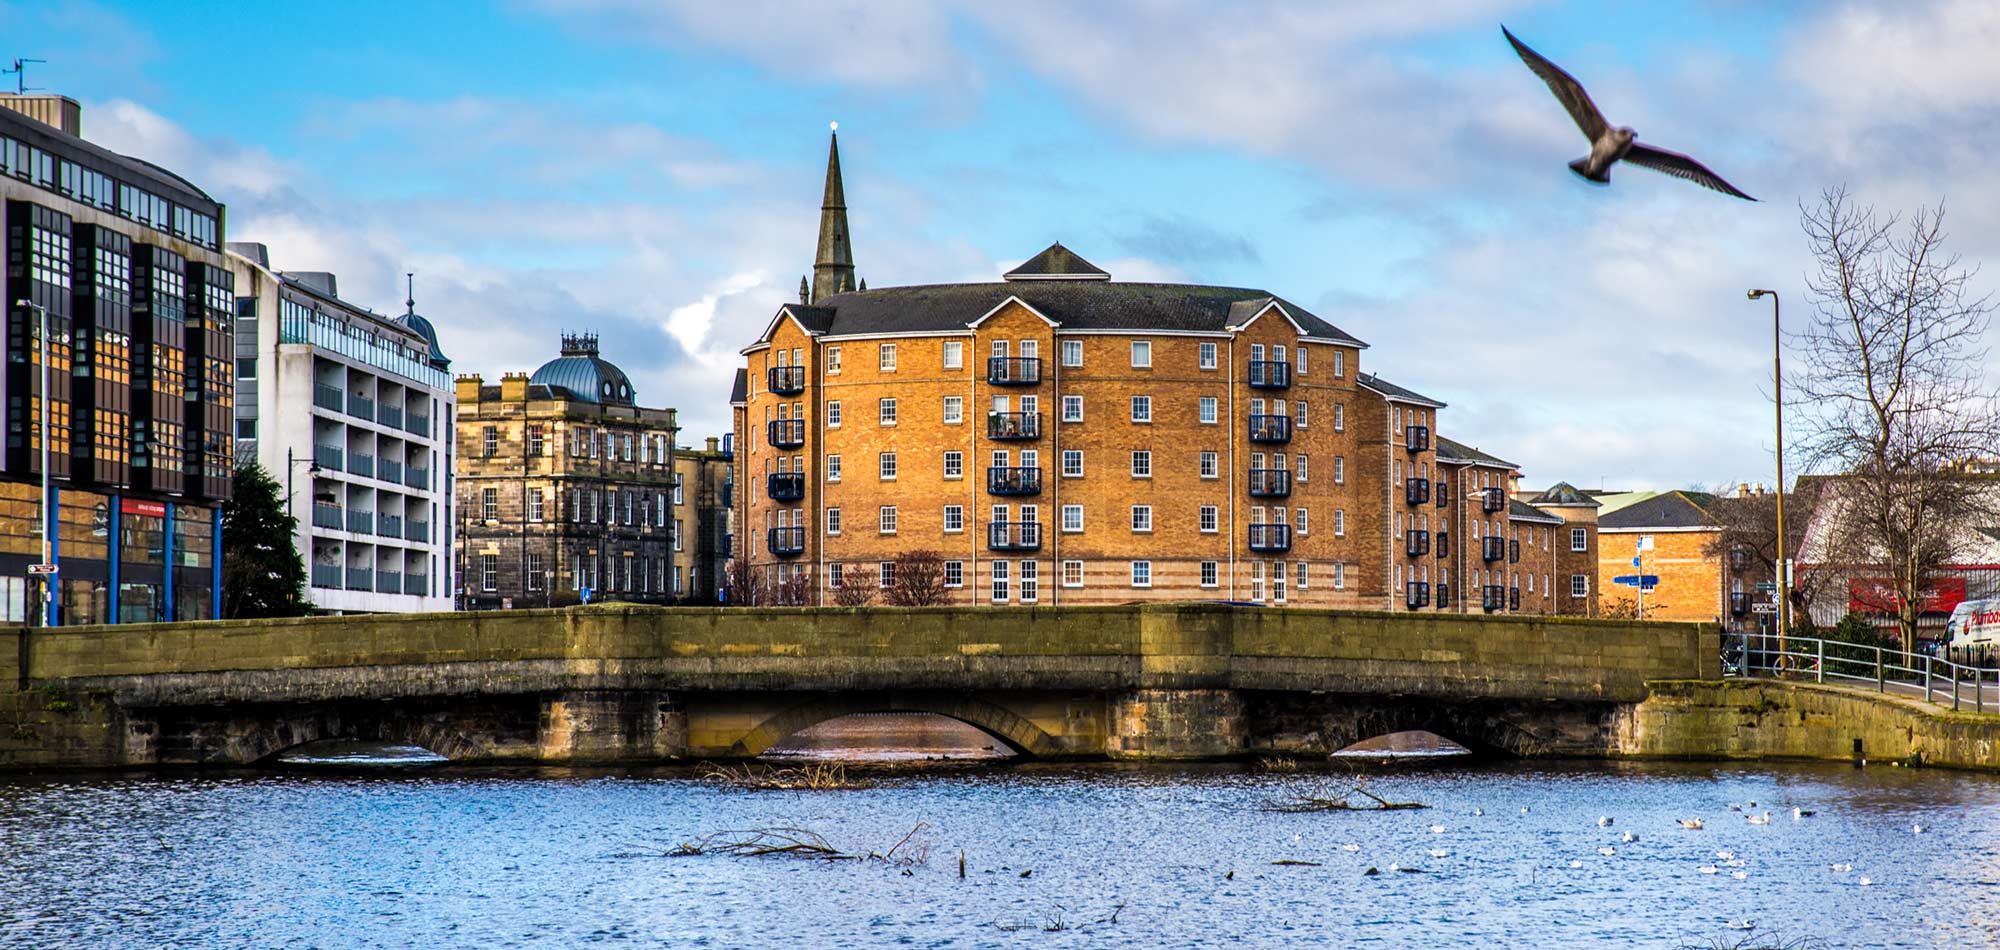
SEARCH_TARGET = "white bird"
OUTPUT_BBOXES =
[1520,806,1531,814]
[1731,871,1749,880]
[1569,860,1583,868]
[1716,851,1735,860]
[1502,25,1756,200]
[1598,816,1614,827]
[1728,920,1755,931]
[1912,823,1926,834]
[1598,846,1616,856]
[1698,865,1719,875]
[1341,843,1361,852]
[1830,863,1852,873]
[1747,811,1772,825]
[1292,832,1303,843]
[1472,808,1484,816]
[1621,831,1637,843]
[1430,824,1446,834]
[1726,859,1746,868]
[1428,849,1449,859]
[1858,876,1873,886]
[1679,818,1704,830]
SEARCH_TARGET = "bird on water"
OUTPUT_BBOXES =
[1502,25,1755,201]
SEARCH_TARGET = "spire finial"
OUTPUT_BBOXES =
[810,124,856,304]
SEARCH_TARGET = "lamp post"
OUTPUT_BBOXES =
[1747,289,1787,661]
[284,448,322,521]
[16,299,54,626]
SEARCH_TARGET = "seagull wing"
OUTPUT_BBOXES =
[1623,142,1757,201]
[1502,25,1608,143]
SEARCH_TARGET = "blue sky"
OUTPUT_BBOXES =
[7,0,1997,490]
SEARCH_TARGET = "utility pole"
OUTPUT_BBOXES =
[1747,289,1787,659]
[17,299,54,625]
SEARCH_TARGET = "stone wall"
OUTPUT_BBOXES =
[1616,679,2000,771]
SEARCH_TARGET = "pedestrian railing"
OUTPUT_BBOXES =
[1722,632,2000,715]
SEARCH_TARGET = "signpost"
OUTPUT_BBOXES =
[27,563,57,576]
[1755,581,1776,593]
[1751,603,1777,614]
[1611,574,1659,589]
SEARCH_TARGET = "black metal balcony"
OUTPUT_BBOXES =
[1482,536,1506,562]
[1509,539,1521,564]
[1437,583,1452,608]
[1406,530,1430,557]
[1405,477,1430,506]
[767,365,806,395]
[1730,592,1751,616]
[1509,587,1521,611]
[767,472,805,502]
[1247,468,1291,497]
[1482,585,1506,612]
[1482,487,1506,513]
[1406,425,1430,452]
[1436,530,1450,559]
[1248,523,1292,552]
[987,411,1042,440]
[987,466,1043,496]
[987,356,1042,386]
[1437,482,1449,508]
[767,526,806,558]
[1406,581,1430,609]
[1247,414,1292,444]
[1247,360,1291,389]
[988,521,1042,552]
[767,418,806,450]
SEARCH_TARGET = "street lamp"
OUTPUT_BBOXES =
[1747,289,1787,660]
[284,447,322,522]
[15,299,54,626]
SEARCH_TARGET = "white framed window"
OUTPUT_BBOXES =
[1062,395,1082,422]
[944,505,964,533]
[1200,561,1219,588]
[826,346,842,374]
[1061,339,1083,367]
[1019,560,1039,603]
[1131,561,1153,588]
[944,560,964,588]
[879,506,898,534]
[1062,560,1084,588]
[1571,527,1588,552]
[528,488,544,522]
[1296,508,1309,535]
[1297,347,1308,374]
[1199,342,1217,370]
[1334,563,1346,590]
[1572,574,1589,597]
[481,554,498,591]
[1131,451,1151,478]
[1131,340,1152,368]
[1199,397,1218,424]
[878,398,897,426]
[1131,505,1153,533]
[1296,401,1309,429]
[1060,504,1084,533]
[1200,451,1218,479]
[1062,449,1083,478]
[826,507,842,535]
[879,452,897,480]
[1200,505,1218,533]
[1335,509,1346,537]
[1296,562,1308,589]
[879,343,898,372]
[1131,395,1152,423]
[1333,350,1344,377]
[943,396,963,424]
[1527,574,1536,593]
[482,487,498,522]
[826,454,843,481]
[991,560,1010,603]
[828,563,845,590]
[1334,456,1345,484]
[942,340,963,370]
[826,400,842,427]
[1332,403,1343,432]
[943,451,963,479]
[880,561,897,588]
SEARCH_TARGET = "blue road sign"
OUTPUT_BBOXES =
[1611,575,1660,588]
[1631,556,1641,567]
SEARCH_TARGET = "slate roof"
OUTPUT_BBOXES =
[1527,481,1599,507]
[1357,373,1446,408]
[1508,498,1566,524]
[1435,435,1517,470]
[1005,243,1111,280]
[730,368,748,404]
[1598,491,1721,530]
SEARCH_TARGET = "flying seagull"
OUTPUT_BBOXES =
[1502,25,1755,201]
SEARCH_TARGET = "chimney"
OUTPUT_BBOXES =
[706,437,720,453]
[1736,482,1751,498]
[454,373,483,404]
[500,371,530,401]
[0,94,82,137]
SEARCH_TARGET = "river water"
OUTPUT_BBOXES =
[1,758,1996,949]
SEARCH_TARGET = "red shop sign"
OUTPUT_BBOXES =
[120,499,168,518]
[1848,576,1967,614]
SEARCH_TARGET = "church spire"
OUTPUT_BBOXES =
[810,122,856,305]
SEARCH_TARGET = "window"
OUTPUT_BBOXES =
[482,426,498,457]
[528,554,546,592]
[942,340,963,370]
[880,452,897,480]
[1296,508,1309,535]
[827,507,842,535]
[1199,397,1218,424]
[1200,505,1218,533]
[944,560,965,588]
[1332,404,1343,432]
[1334,456,1345,485]
[1199,342,1217,370]
[826,401,842,427]
[1297,348,1308,374]
[1055,339,1081,368]
[1333,350,1345,377]
[1131,561,1152,588]
[1571,527,1589,552]
[827,455,843,481]
[1297,402,1309,428]
[943,396,963,424]
[1062,395,1082,422]
[1334,563,1347,590]
[989,560,1011,603]
[881,561,897,588]
[1131,396,1152,423]
[879,506,898,534]
[944,505,964,532]
[1296,562,1309,589]
[1571,574,1589,597]
[879,343,897,372]
[1200,451,1218,479]
[481,488,498,522]
[1019,560,1039,604]
[528,488,545,522]
[481,554,498,592]
[1200,561,1219,588]
[1131,505,1153,533]
[829,563,845,590]
[943,451,963,479]
[1062,504,1083,532]
[527,425,545,457]
[1131,451,1151,478]
[1062,450,1083,478]
[622,434,634,461]
[878,398,897,425]
[827,346,842,374]
[1297,455,1309,483]
[1063,560,1084,588]
[1335,509,1346,537]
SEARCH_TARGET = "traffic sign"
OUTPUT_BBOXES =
[1751,603,1778,614]
[1754,582,1776,593]
[1611,574,1659,588]
[27,563,57,576]
[1631,557,1641,567]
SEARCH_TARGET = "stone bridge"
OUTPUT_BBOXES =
[2,604,1718,768]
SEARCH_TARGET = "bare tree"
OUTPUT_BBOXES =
[885,550,950,606]
[772,570,813,606]
[1794,187,2000,647]
[1702,482,1834,631]
[832,565,877,607]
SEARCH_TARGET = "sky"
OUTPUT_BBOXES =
[6,0,1997,491]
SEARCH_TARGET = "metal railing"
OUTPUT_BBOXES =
[1405,425,1430,452]
[313,383,343,413]
[1729,592,1751,616]
[314,444,343,470]
[1247,414,1291,443]
[987,466,1043,496]
[376,569,403,594]
[1248,468,1291,497]
[1247,360,1290,388]
[310,563,342,589]
[1405,581,1430,609]
[767,419,806,449]
[347,451,374,478]
[379,405,404,430]
[1405,477,1430,506]
[378,514,404,539]
[768,471,806,502]
[987,411,1042,440]
[348,394,376,422]
[1436,530,1450,559]
[405,573,428,595]
[346,567,373,591]
[1723,632,2000,714]
[1436,582,1452,608]
[987,356,1042,386]
[406,466,429,490]
[767,526,806,557]
[1481,585,1505,611]
[406,413,430,437]
[379,458,404,484]
[312,504,344,530]
[988,521,1042,551]
[346,509,373,534]
[406,519,429,542]
[1248,522,1291,552]
[768,365,807,395]
[1482,536,1506,562]
[1405,529,1430,557]
[1482,487,1506,513]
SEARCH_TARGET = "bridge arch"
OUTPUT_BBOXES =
[241,712,485,764]
[730,693,1063,759]
[1254,696,1603,759]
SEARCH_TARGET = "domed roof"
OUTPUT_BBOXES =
[396,309,450,370]
[530,332,636,405]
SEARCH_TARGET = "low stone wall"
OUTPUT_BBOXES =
[1617,678,2000,772]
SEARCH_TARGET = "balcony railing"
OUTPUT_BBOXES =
[1509,587,1521,611]
[767,526,806,557]
[311,504,344,530]
[1405,477,1431,506]
[347,509,374,534]
[1247,414,1292,444]
[347,451,374,478]
[1482,585,1506,612]
[1248,523,1292,552]
[1247,468,1291,497]
[1437,582,1452,608]
[348,394,376,422]
[379,405,404,430]
[405,573,428,595]
[1509,539,1521,564]
[406,519,429,542]
[987,412,1042,440]
[314,444,342,471]
[1247,360,1290,389]
[987,466,1043,496]
[378,514,404,539]
[346,567,374,591]
[1406,425,1430,452]
[1482,536,1506,562]
[376,569,403,594]
[1482,487,1506,513]
[767,419,806,450]
[1436,530,1450,559]
[1405,530,1431,557]
[1437,481,1449,508]
[988,521,1042,552]
[310,563,342,589]
[1730,592,1752,616]
[1406,581,1431,609]
[768,364,807,395]
[379,458,404,484]
[768,472,805,502]
[406,413,430,437]
[313,383,343,413]
[406,466,429,490]
[987,356,1042,386]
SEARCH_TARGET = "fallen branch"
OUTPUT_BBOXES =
[697,761,873,791]
[1262,778,1427,813]
[659,822,933,866]
[993,903,1126,933]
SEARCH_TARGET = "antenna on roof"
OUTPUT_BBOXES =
[405,272,415,314]
[4,58,47,95]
